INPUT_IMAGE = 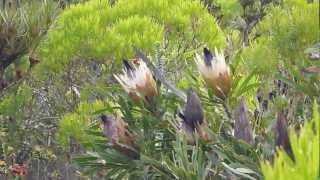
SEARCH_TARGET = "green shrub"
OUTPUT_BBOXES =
[238,0,319,75]
[35,0,226,77]
[57,100,104,148]
[256,1,319,63]
[0,84,32,117]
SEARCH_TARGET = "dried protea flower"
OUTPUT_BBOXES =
[100,115,140,159]
[195,48,231,99]
[234,98,254,145]
[179,89,208,144]
[276,112,294,160]
[114,59,157,102]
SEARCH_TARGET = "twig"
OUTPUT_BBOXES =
[242,18,259,46]
[134,47,187,102]
[222,101,232,120]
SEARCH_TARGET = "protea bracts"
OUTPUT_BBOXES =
[178,89,208,144]
[276,112,294,160]
[114,59,157,102]
[234,98,254,145]
[195,48,231,99]
[100,115,140,159]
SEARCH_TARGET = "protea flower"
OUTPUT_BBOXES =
[114,59,157,102]
[234,98,254,145]
[276,112,294,160]
[195,48,231,99]
[100,115,137,146]
[178,89,208,144]
[100,115,140,159]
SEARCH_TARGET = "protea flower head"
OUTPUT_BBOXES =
[100,115,119,144]
[100,115,140,159]
[195,48,231,99]
[114,59,157,102]
[234,98,254,145]
[100,115,136,146]
[276,112,294,160]
[178,89,208,144]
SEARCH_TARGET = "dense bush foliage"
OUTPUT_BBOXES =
[0,0,319,179]
[35,0,226,76]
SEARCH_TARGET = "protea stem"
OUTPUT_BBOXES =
[222,101,232,120]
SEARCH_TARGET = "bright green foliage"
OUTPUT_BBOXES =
[239,0,319,75]
[239,40,278,75]
[261,102,319,180]
[257,1,319,62]
[160,139,211,180]
[216,0,242,23]
[0,84,32,117]
[57,100,104,148]
[35,0,226,76]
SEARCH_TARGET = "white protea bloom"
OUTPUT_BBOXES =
[195,48,231,99]
[114,59,157,101]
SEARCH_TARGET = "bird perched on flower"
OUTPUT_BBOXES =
[100,115,140,159]
[114,59,158,102]
[179,89,208,144]
[195,48,231,99]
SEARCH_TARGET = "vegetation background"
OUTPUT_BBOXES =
[0,0,319,179]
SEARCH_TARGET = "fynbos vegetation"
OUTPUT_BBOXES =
[0,0,318,179]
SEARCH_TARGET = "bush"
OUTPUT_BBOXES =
[35,0,226,77]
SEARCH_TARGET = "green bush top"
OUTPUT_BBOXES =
[35,0,226,77]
